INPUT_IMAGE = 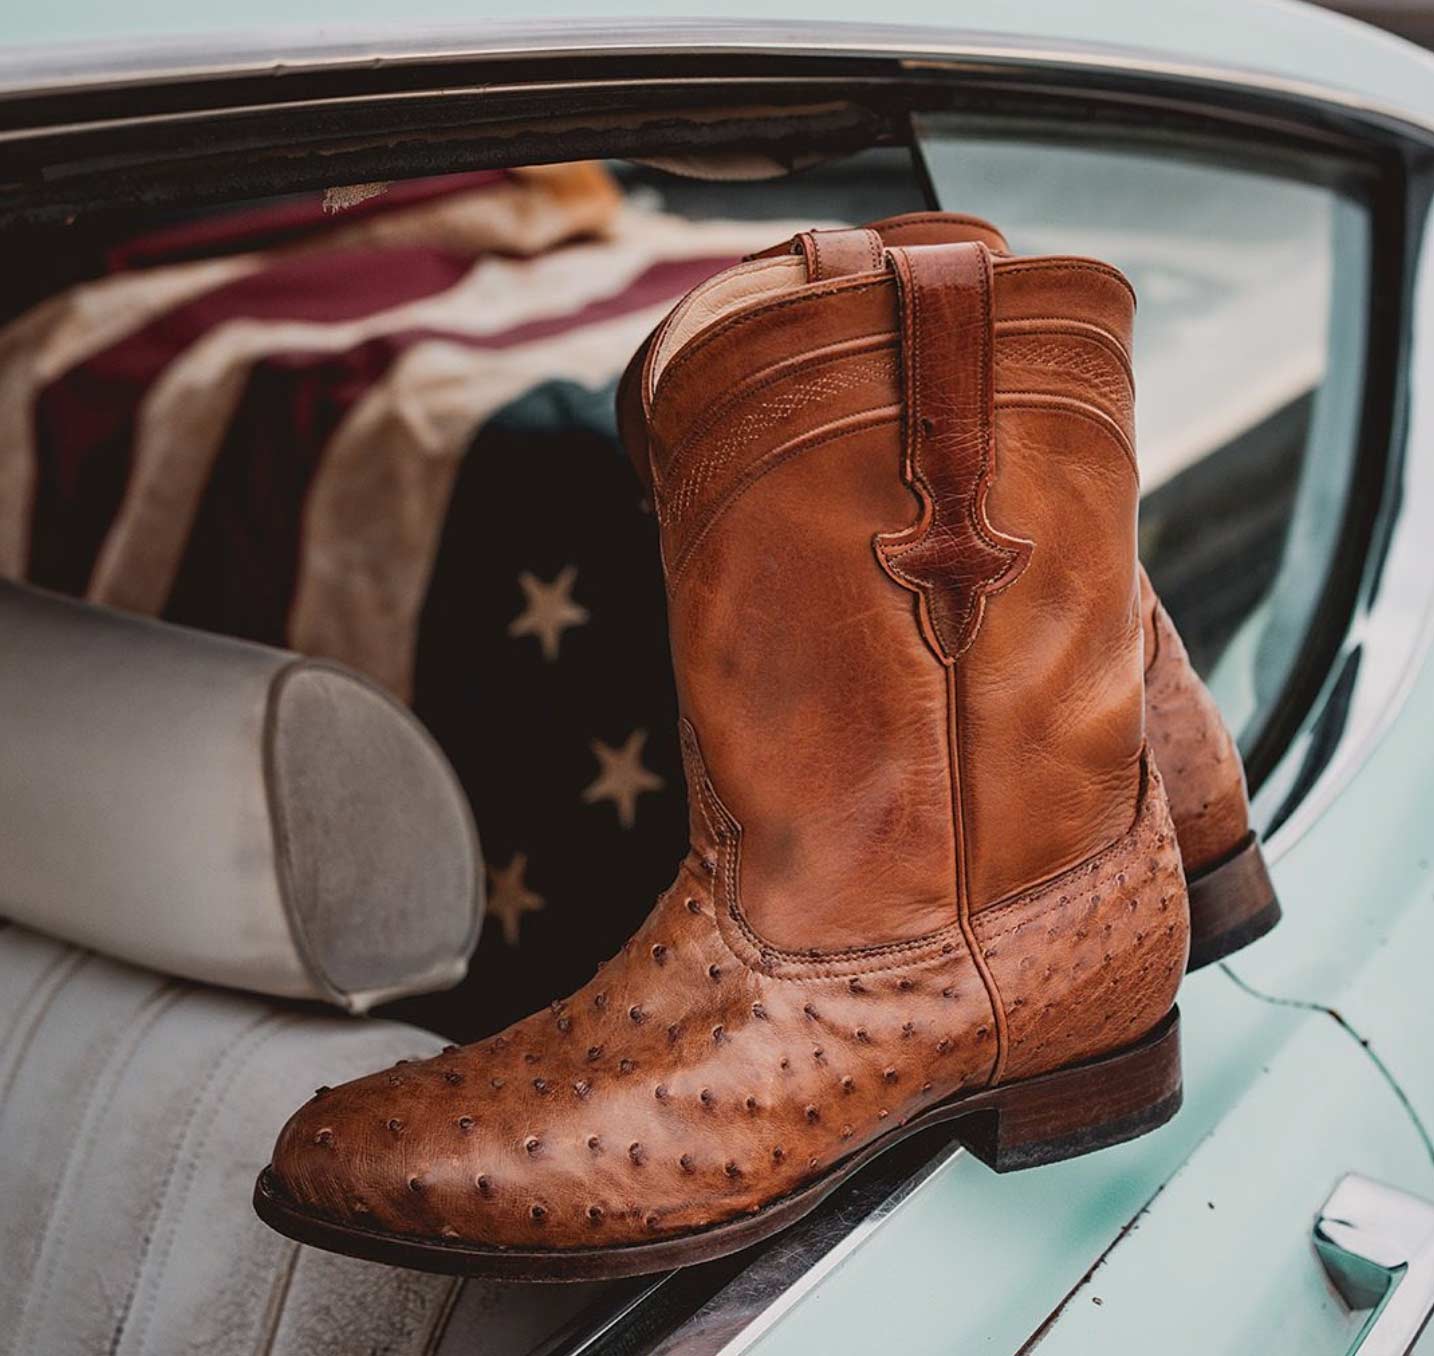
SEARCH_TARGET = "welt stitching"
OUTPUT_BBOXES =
[717,898,969,981]
[667,406,900,591]
[655,277,888,401]
[973,751,1156,937]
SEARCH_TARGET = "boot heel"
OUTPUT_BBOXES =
[1186,832,1281,971]
[957,1007,1182,1173]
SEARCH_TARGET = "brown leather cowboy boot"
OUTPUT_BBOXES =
[618,210,1279,971]
[255,237,1188,1281]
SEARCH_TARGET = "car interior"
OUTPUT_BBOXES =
[0,57,1400,1352]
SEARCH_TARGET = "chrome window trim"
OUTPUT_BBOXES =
[0,75,902,148]
[3,19,1434,143]
[630,1141,960,1356]
[0,21,1415,116]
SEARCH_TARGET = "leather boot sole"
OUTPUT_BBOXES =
[1186,833,1281,972]
[253,1007,1181,1282]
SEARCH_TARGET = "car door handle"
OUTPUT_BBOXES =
[1314,1173,1434,1355]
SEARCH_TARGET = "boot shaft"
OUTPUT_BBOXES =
[643,241,1144,952]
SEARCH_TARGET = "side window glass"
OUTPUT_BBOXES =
[912,119,1370,761]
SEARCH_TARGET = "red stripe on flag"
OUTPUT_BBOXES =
[162,253,736,645]
[106,172,510,272]
[28,245,476,595]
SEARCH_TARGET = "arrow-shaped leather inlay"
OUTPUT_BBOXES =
[876,242,1032,662]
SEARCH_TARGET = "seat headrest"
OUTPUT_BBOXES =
[0,580,482,1011]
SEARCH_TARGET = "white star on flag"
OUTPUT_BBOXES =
[582,729,665,829]
[486,852,546,947]
[508,565,589,661]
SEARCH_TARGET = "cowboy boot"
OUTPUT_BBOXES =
[618,211,1279,971]
[256,238,1187,1281]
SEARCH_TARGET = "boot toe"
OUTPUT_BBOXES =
[266,1044,660,1251]
[270,1056,539,1246]
[269,1069,430,1234]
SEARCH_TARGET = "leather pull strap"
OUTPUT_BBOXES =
[794,226,884,280]
[876,242,1032,662]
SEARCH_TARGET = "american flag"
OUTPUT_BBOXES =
[0,163,827,1039]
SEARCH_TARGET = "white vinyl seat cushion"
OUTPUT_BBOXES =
[0,922,459,1355]
[0,923,610,1356]
[0,580,482,1011]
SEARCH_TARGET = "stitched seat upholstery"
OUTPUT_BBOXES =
[0,922,460,1355]
[0,923,614,1353]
